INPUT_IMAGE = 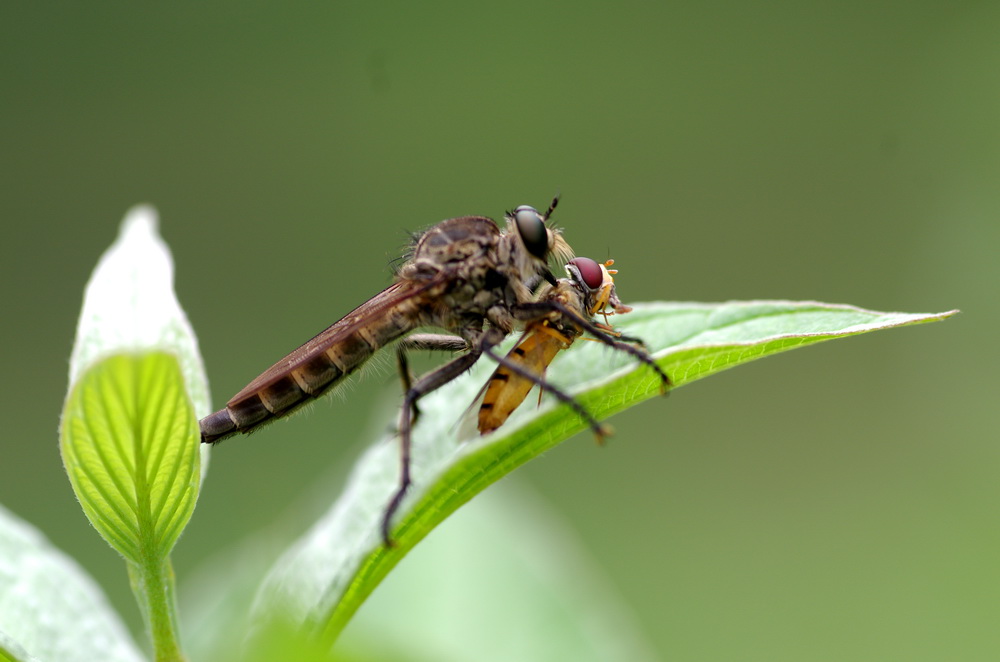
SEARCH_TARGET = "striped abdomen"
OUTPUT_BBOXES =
[201,281,426,443]
[477,324,575,434]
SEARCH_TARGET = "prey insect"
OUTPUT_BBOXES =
[200,199,573,544]
[477,257,670,438]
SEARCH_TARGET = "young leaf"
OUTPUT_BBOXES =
[252,300,956,644]
[59,205,210,660]
[0,503,144,662]
[60,352,200,564]
[61,205,209,561]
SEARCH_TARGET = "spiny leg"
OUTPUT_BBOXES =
[383,342,481,546]
[400,333,470,353]
[395,334,469,425]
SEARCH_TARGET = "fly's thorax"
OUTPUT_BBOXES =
[398,203,574,338]
[401,216,507,306]
[550,279,589,334]
[512,278,585,338]
[404,216,500,279]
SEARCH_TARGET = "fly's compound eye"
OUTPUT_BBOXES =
[567,257,604,290]
[513,205,549,260]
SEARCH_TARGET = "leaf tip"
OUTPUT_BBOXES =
[120,204,161,238]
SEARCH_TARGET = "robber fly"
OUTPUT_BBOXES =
[200,199,574,543]
[478,257,670,437]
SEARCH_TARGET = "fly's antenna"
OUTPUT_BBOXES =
[542,194,560,223]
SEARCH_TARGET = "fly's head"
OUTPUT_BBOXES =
[565,257,632,329]
[500,197,574,301]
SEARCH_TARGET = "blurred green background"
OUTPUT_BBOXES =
[1,2,995,660]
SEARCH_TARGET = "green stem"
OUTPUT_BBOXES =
[128,556,185,662]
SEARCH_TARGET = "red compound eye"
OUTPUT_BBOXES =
[568,257,603,290]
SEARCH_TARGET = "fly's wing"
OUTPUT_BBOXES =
[228,278,436,406]
[477,325,568,434]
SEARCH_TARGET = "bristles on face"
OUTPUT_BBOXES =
[548,230,574,266]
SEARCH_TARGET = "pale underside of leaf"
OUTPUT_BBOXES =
[0,504,145,662]
[69,205,210,418]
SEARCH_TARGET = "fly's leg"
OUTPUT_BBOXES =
[400,333,470,353]
[383,337,480,547]
[395,334,469,424]
[593,324,645,347]
[515,301,672,392]
[613,333,647,346]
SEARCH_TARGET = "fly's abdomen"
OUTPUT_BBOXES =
[201,310,416,444]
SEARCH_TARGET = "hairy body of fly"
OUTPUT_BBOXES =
[200,202,570,444]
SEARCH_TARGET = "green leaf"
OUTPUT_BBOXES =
[60,352,200,563]
[62,204,209,559]
[0,503,144,662]
[252,301,956,645]
[60,205,210,660]
[61,204,206,566]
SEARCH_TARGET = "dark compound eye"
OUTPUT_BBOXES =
[568,257,603,290]
[513,205,549,260]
